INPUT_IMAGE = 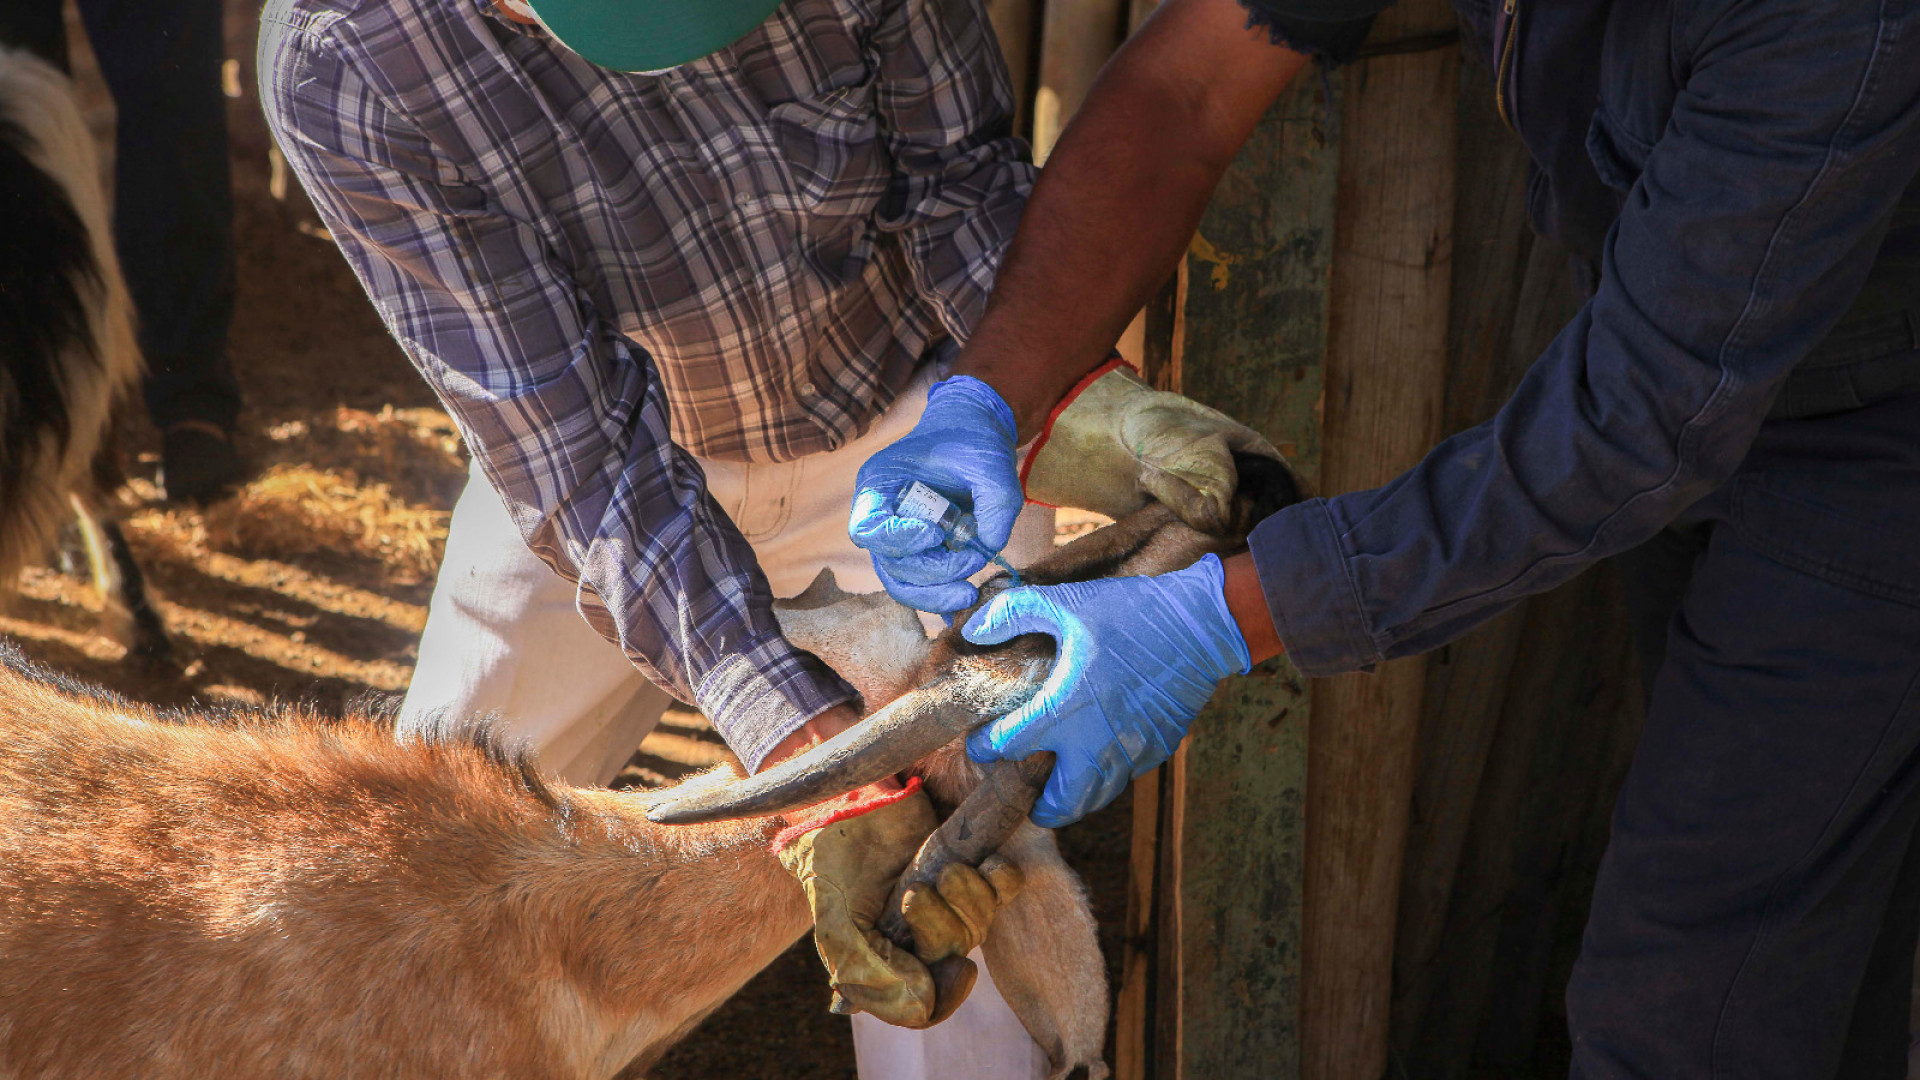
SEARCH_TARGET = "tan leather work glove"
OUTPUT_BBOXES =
[1022,359,1285,534]
[774,778,1023,1028]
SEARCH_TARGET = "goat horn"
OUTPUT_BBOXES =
[645,667,1041,825]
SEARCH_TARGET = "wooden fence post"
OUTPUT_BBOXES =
[1139,64,1342,1080]
[1302,3,1459,1079]
[1032,0,1125,161]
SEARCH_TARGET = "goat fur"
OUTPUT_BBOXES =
[0,587,1109,1079]
[0,646,809,1079]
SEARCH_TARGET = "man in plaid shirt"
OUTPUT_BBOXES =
[260,0,1062,1071]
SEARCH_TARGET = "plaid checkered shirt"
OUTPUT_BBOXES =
[258,0,1033,769]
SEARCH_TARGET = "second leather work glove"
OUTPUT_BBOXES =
[773,778,1024,1027]
[1024,358,1284,534]
[964,554,1253,828]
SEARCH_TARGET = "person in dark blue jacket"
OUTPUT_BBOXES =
[851,0,1920,1073]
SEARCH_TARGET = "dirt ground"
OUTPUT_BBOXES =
[9,3,1134,1076]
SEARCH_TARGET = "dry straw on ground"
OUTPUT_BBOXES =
[200,463,450,577]
[127,405,463,582]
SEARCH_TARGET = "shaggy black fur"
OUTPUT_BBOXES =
[1229,449,1305,528]
[0,113,97,532]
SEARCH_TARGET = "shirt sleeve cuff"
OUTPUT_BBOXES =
[1238,0,1380,66]
[694,632,857,773]
[1246,498,1381,676]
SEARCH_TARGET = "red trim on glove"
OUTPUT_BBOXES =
[771,775,926,852]
[1018,354,1130,503]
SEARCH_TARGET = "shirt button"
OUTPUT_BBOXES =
[798,381,816,396]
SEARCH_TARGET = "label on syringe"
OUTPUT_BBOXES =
[895,480,1023,585]
[896,481,959,528]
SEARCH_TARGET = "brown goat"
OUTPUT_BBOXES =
[0,588,1111,1080]
[0,454,1298,1079]
[0,651,806,1079]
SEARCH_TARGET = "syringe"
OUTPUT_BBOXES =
[896,480,1025,586]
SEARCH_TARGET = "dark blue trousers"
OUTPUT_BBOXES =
[0,0,240,431]
[1577,391,1920,1079]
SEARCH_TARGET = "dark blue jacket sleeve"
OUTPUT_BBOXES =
[1249,0,1920,676]
[1236,0,1384,64]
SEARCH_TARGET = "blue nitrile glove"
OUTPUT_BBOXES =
[962,553,1252,827]
[850,376,1024,613]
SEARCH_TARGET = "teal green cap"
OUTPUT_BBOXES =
[522,0,784,73]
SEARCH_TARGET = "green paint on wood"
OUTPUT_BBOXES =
[1179,662,1309,1078]
[1179,74,1340,486]
[1159,71,1337,1080]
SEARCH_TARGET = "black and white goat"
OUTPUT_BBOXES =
[0,43,167,661]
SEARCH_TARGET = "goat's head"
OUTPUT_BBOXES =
[770,568,930,715]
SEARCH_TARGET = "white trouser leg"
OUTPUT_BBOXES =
[401,368,1055,1078]
[850,949,1052,1079]
[398,459,672,788]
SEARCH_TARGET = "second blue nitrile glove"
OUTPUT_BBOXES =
[850,376,1025,613]
[962,553,1253,828]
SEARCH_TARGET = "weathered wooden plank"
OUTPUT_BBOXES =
[1387,54,1537,1060]
[1301,1,1459,1076]
[1174,669,1310,1078]
[1154,743,1188,1080]
[1472,565,1636,1068]
[1389,109,1591,1075]
[1176,77,1340,480]
[1397,563,1629,1079]
[1391,612,1524,1057]
[1032,0,1126,161]
[1145,60,1341,1080]
[1397,593,1565,1078]
[983,0,1039,138]
[1532,662,1646,1069]
[1114,765,1159,1080]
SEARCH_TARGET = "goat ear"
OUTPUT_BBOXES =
[776,568,850,611]
[980,825,1112,1080]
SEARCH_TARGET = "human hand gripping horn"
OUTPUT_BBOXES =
[649,449,1303,1018]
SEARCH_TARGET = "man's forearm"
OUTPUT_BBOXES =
[951,0,1310,441]
[951,78,1224,441]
